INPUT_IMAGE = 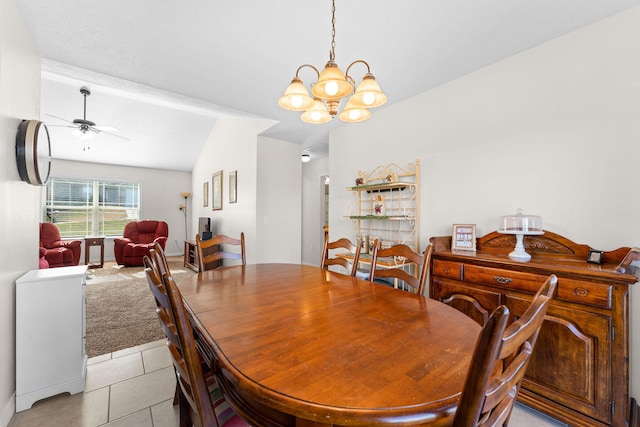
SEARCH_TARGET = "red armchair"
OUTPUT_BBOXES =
[39,222,82,268]
[114,220,169,267]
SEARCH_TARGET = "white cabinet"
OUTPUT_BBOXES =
[15,265,88,412]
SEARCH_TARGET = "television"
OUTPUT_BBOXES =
[198,217,212,240]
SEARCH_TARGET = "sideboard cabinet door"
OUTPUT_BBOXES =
[505,294,612,424]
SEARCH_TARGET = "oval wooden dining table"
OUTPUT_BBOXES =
[177,263,481,427]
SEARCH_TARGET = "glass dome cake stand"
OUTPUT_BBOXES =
[497,209,544,260]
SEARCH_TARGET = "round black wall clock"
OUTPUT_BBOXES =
[15,119,51,185]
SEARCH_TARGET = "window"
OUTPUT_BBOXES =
[43,178,140,238]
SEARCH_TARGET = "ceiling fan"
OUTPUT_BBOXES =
[46,87,128,149]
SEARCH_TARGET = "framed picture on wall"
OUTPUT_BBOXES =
[229,171,237,203]
[451,224,476,251]
[203,181,209,207]
[212,170,223,210]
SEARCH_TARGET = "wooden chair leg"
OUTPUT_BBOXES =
[631,398,639,427]
[173,383,180,405]
[178,386,191,427]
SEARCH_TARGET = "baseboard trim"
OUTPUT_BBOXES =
[1,393,15,427]
[631,398,639,427]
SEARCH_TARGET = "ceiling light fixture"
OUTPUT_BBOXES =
[278,0,387,124]
[301,152,311,162]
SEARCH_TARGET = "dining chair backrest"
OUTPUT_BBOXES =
[162,271,219,426]
[196,233,246,272]
[143,253,183,407]
[369,242,431,296]
[150,242,170,278]
[321,236,362,276]
[143,255,178,348]
[452,274,557,427]
[163,271,249,427]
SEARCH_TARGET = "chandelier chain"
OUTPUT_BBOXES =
[330,0,336,61]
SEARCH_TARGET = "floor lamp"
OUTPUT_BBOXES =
[179,192,191,244]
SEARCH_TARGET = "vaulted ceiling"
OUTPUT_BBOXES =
[16,0,639,171]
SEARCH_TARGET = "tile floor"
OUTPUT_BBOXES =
[8,339,566,427]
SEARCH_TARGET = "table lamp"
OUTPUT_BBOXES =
[498,209,544,260]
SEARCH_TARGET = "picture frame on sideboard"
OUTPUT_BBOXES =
[451,224,476,251]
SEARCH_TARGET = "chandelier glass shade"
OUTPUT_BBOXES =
[278,0,386,124]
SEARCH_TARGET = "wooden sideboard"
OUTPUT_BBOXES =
[429,231,637,427]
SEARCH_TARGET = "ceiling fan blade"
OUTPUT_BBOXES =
[46,124,78,129]
[94,129,130,141]
[93,125,119,132]
[45,114,75,125]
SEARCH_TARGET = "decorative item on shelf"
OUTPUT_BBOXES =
[369,236,380,253]
[358,234,369,255]
[277,0,387,124]
[180,192,191,241]
[451,224,476,251]
[497,209,544,260]
[384,172,397,183]
[380,241,393,250]
[373,194,386,216]
[355,177,364,186]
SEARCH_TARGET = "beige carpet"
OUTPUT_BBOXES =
[85,256,195,357]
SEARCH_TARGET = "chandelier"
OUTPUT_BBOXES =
[278,0,387,124]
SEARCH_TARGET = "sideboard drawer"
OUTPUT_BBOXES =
[556,278,612,309]
[432,260,462,280]
[464,265,548,294]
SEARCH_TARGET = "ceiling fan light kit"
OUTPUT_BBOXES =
[278,0,387,124]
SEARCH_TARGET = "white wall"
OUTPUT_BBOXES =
[256,136,302,264]
[301,157,329,266]
[192,119,302,264]
[0,0,41,423]
[192,117,272,264]
[49,159,192,258]
[329,6,640,402]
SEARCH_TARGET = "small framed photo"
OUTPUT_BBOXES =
[212,170,223,211]
[203,181,209,207]
[452,224,476,251]
[587,249,605,265]
[229,171,237,204]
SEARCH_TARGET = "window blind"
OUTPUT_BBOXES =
[43,178,140,237]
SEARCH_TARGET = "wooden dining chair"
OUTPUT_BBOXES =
[320,236,362,276]
[452,275,557,427]
[196,233,246,272]
[150,241,170,277]
[162,271,250,427]
[369,242,431,296]
[143,254,180,405]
